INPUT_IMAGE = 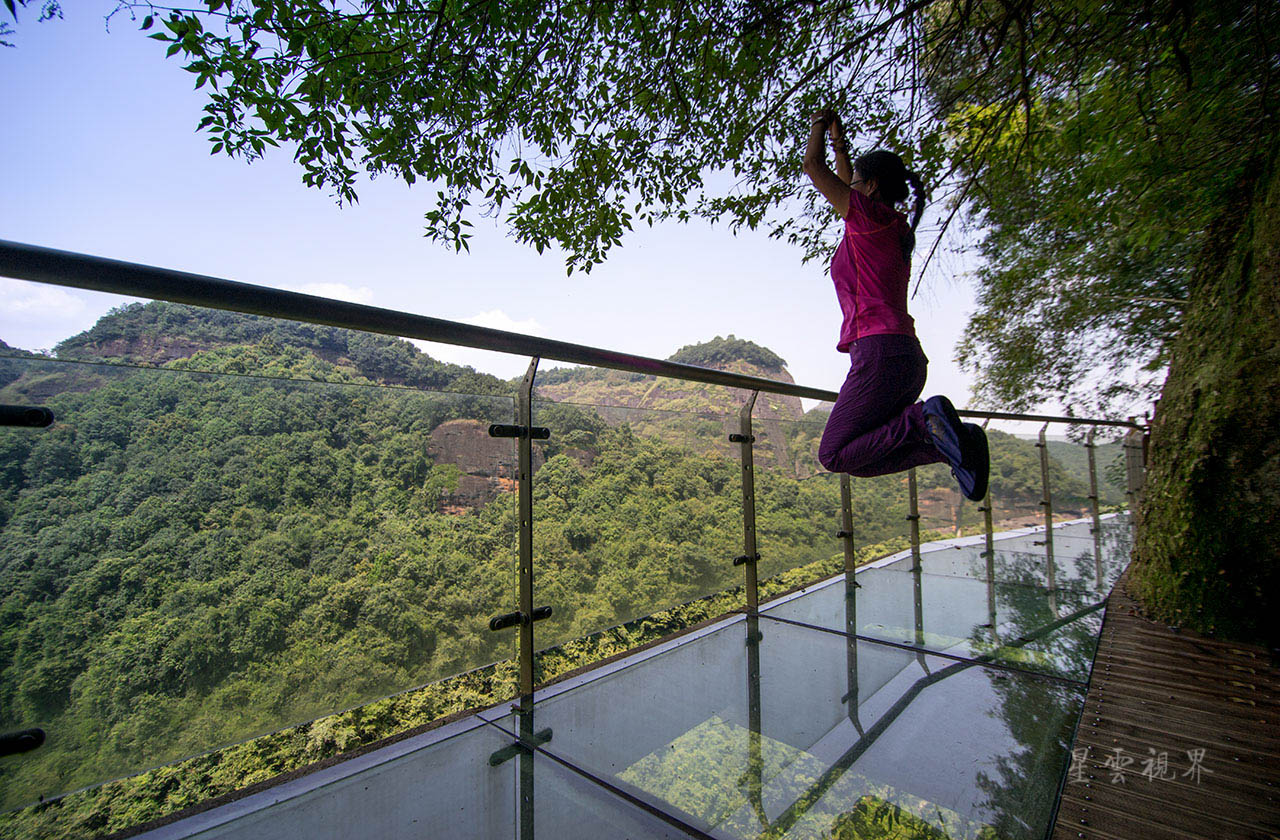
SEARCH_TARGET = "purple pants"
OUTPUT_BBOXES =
[818,334,945,477]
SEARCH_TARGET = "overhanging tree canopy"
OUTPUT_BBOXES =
[102,0,945,273]
[7,0,1278,414]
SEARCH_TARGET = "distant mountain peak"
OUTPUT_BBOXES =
[666,335,787,373]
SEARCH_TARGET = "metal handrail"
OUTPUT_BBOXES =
[0,240,1143,430]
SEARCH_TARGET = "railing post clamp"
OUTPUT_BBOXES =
[488,424,550,440]
[488,606,553,632]
[0,406,54,427]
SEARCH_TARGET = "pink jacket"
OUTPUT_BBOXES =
[831,189,915,351]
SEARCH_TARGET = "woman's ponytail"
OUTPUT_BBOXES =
[905,170,925,233]
[853,151,926,262]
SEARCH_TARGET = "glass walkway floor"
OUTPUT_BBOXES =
[136,515,1131,840]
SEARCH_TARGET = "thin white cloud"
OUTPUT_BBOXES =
[409,310,546,379]
[1,278,89,318]
[1,279,101,351]
[292,282,375,304]
[460,309,544,335]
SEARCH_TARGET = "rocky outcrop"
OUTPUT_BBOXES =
[533,345,812,474]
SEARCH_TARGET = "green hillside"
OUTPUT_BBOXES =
[1044,439,1127,506]
[54,301,512,397]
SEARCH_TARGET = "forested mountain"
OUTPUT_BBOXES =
[53,301,513,397]
[0,305,1119,829]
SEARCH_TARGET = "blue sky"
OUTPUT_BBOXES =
[1,5,983,411]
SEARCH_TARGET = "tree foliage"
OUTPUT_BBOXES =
[6,0,1275,414]
[0,0,61,48]
[924,0,1279,413]
[81,0,945,274]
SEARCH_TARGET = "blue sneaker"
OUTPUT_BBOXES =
[922,395,964,466]
[958,423,989,501]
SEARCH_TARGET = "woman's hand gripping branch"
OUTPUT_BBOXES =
[803,109,852,219]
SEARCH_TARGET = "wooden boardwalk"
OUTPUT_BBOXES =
[1051,572,1280,840]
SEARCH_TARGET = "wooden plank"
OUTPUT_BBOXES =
[1052,570,1280,840]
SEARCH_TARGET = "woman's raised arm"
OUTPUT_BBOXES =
[829,115,853,185]
[802,110,851,220]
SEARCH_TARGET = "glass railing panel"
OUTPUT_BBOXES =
[844,472,915,562]
[480,616,751,837]
[168,718,516,840]
[0,354,517,812]
[984,427,1053,529]
[488,615,1086,840]
[749,415,844,587]
[92,715,691,840]
[910,513,1131,593]
[985,429,1129,530]
[529,392,741,655]
[912,462,981,540]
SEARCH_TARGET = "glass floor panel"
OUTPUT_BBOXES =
[915,544,1126,592]
[140,717,691,840]
[483,618,1086,840]
[761,568,1106,682]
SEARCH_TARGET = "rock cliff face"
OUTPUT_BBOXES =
[413,338,816,509]
[426,419,554,512]
[533,339,816,476]
[1132,144,1280,646]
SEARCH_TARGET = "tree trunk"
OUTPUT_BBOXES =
[1131,143,1280,647]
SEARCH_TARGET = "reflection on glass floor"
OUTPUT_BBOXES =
[140,515,1128,840]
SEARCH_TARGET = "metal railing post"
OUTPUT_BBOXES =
[486,359,555,814]
[838,475,863,732]
[484,359,559,840]
[517,357,538,840]
[1124,422,1147,541]
[839,474,857,581]
[1036,423,1056,592]
[907,468,921,572]
[978,422,997,636]
[908,469,926,661]
[517,358,539,700]
[732,394,766,826]
[732,392,761,613]
[1085,428,1105,591]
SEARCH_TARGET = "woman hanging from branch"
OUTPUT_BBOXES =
[804,108,989,500]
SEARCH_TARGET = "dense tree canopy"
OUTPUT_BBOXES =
[933,0,1278,414]
[669,334,787,371]
[8,1,1273,411]
[63,0,940,274]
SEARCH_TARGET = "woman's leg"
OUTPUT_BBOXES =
[818,336,945,477]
